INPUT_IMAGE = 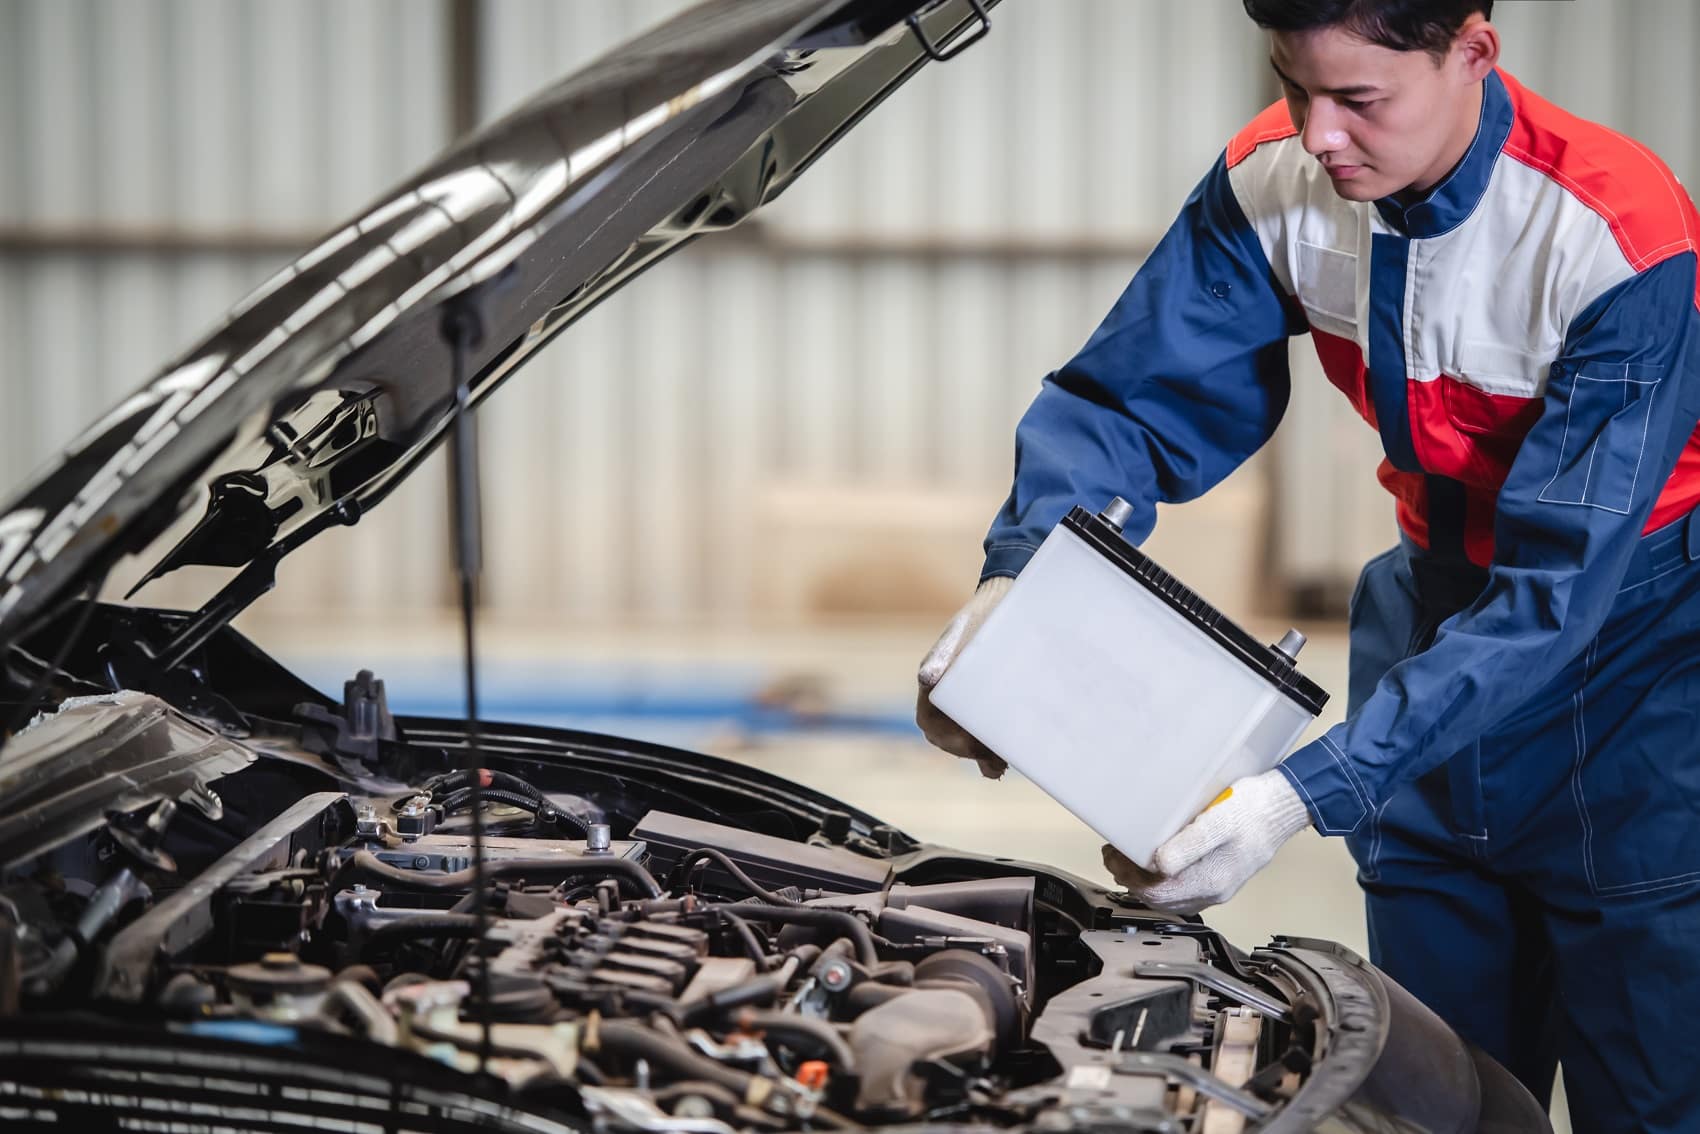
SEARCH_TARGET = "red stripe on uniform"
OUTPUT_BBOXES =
[1377,462,1429,552]
[1310,329,1376,427]
[1647,426,1700,533]
[1227,101,1298,169]
[1499,69,1700,300]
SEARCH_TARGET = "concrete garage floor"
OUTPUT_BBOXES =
[256,614,1567,1130]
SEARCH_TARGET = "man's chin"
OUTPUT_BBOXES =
[1326,177,1385,202]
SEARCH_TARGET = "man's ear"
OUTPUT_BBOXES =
[1452,15,1501,81]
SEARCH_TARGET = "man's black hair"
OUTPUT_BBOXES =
[1242,0,1492,58]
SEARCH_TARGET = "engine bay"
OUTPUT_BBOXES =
[0,686,1395,1134]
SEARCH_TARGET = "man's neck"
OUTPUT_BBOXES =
[1392,80,1486,208]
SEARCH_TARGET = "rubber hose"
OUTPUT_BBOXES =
[360,913,482,957]
[593,1019,760,1097]
[322,979,399,1044]
[676,973,787,1027]
[714,904,877,966]
[732,1008,857,1071]
[679,849,802,906]
[719,910,774,970]
[844,981,911,1015]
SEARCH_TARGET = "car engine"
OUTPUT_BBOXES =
[0,687,1511,1134]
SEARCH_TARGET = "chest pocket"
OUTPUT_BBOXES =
[1537,361,1664,515]
[1441,342,1552,484]
[1295,240,1359,332]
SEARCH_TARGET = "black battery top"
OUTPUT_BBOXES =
[1060,506,1330,717]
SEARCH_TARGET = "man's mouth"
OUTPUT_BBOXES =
[1324,163,1365,180]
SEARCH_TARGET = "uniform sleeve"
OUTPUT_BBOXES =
[981,154,1305,579]
[1279,251,1700,835]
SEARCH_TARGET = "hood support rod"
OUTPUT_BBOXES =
[442,296,492,1075]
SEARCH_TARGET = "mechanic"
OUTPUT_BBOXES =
[915,1,1700,1128]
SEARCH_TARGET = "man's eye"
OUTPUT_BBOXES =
[1343,98,1377,112]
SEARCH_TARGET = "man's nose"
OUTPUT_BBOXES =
[1300,102,1349,157]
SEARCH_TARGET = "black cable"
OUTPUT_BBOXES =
[675,972,788,1027]
[437,787,542,813]
[717,910,774,971]
[706,903,878,966]
[434,789,594,840]
[678,848,802,906]
[429,769,548,805]
[344,849,663,899]
[359,914,482,957]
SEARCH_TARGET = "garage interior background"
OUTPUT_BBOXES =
[0,7,1692,1119]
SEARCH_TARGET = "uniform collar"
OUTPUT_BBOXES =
[1373,69,1513,239]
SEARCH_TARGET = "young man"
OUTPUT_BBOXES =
[916,1,1700,1128]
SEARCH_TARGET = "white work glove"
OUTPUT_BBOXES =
[1102,769,1312,914]
[915,576,1014,779]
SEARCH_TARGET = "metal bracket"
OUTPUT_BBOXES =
[1130,960,1291,1023]
[1112,1052,1273,1121]
[907,0,990,62]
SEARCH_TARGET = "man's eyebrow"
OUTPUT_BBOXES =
[1269,58,1384,97]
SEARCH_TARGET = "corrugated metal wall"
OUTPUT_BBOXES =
[2,1,1697,628]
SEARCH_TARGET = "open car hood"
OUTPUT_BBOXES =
[0,0,996,651]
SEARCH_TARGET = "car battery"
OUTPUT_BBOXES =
[928,499,1329,870]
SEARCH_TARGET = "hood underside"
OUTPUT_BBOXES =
[0,0,997,652]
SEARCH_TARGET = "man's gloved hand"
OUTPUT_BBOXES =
[915,576,1014,779]
[1101,769,1312,914]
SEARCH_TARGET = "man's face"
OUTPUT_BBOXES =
[1269,24,1486,203]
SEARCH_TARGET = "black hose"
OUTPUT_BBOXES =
[711,903,878,966]
[732,1008,857,1071]
[786,943,823,970]
[676,972,789,1027]
[593,1019,758,1098]
[679,849,801,906]
[719,910,774,971]
[360,913,482,957]
[845,981,910,1015]
[345,849,662,898]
